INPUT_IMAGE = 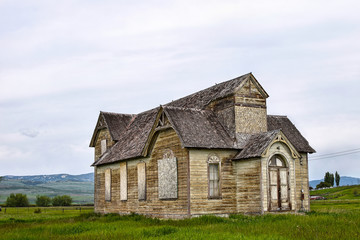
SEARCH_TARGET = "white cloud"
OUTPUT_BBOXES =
[0,0,359,178]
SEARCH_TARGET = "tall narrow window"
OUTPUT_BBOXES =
[137,162,146,200]
[120,162,127,201]
[208,155,221,198]
[105,168,111,201]
[101,139,107,155]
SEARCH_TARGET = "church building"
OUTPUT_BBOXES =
[90,73,315,218]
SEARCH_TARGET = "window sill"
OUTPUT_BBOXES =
[208,196,222,200]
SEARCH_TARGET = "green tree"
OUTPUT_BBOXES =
[335,171,340,187]
[316,181,331,189]
[324,172,330,185]
[0,176,3,182]
[6,193,29,207]
[329,173,334,187]
[52,195,72,206]
[36,195,51,207]
[324,172,335,186]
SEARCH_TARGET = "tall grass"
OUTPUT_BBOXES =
[0,204,359,239]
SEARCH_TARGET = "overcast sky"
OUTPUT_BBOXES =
[0,0,359,180]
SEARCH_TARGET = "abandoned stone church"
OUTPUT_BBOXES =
[90,73,315,218]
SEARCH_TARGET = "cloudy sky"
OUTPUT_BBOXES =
[0,0,359,180]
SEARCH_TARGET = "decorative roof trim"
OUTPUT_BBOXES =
[89,113,107,147]
[141,106,186,157]
[261,131,301,159]
[234,73,269,99]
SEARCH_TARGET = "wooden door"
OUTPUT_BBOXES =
[269,167,290,211]
[269,168,279,210]
[279,168,290,210]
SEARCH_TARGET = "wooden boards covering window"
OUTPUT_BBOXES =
[120,162,127,201]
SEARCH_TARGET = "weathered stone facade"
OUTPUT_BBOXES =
[90,73,314,218]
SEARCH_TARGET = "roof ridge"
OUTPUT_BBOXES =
[165,73,251,109]
[100,111,136,117]
[164,105,206,112]
[268,114,288,118]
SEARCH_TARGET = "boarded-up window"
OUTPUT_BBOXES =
[120,162,127,201]
[158,157,177,199]
[209,164,220,197]
[105,168,111,201]
[101,139,107,155]
[137,162,146,200]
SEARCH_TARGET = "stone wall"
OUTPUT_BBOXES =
[235,106,267,134]
[94,128,115,161]
[188,149,238,216]
[234,78,267,134]
[233,158,262,214]
[94,128,190,218]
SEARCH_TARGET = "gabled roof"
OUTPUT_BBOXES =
[267,115,315,153]
[164,106,235,149]
[92,108,158,166]
[166,73,268,109]
[89,111,135,147]
[233,130,302,160]
[233,130,280,160]
[91,73,315,166]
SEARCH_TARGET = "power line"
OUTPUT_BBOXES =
[309,148,360,161]
[311,148,360,158]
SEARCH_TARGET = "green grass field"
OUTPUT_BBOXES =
[0,201,359,240]
[310,185,360,200]
[0,186,358,239]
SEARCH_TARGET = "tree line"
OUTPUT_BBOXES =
[316,171,340,189]
[4,193,73,207]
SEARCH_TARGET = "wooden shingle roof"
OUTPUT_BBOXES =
[166,73,258,109]
[164,106,235,149]
[233,130,280,160]
[91,73,314,166]
[267,115,315,153]
[89,111,135,147]
[93,108,158,166]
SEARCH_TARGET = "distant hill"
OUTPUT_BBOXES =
[0,173,94,205]
[310,176,360,188]
[310,185,360,200]
[4,172,94,183]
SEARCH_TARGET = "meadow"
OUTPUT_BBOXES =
[0,179,94,204]
[0,200,359,240]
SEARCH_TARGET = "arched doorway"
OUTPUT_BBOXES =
[268,155,290,211]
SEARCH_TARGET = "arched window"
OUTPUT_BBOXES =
[269,155,286,167]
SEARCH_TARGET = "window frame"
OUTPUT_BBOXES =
[137,162,146,201]
[104,168,111,202]
[207,154,222,199]
[101,139,107,155]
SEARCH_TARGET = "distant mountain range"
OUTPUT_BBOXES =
[0,173,94,204]
[309,176,360,188]
[4,173,94,184]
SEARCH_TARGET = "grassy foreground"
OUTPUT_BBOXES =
[0,203,359,240]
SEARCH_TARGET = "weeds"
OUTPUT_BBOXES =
[0,203,359,239]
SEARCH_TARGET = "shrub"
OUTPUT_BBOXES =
[34,208,42,213]
[316,181,331,189]
[6,193,29,207]
[36,195,51,207]
[52,195,72,206]
[354,189,359,197]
